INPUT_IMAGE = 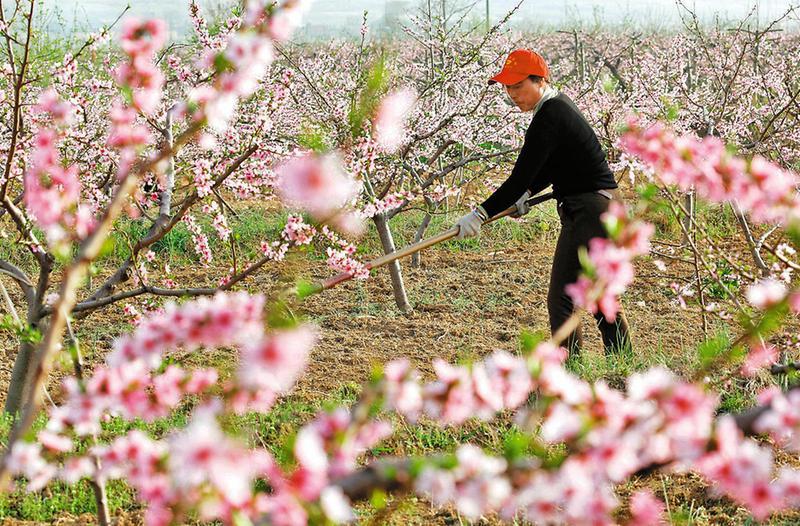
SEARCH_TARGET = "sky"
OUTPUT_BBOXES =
[42,0,800,39]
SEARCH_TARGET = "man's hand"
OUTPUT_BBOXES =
[455,206,488,239]
[511,190,532,218]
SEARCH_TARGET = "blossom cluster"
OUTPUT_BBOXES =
[256,215,315,265]
[319,225,369,278]
[620,116,800,226]
[359,190,414,218]
[383,345,560,425]
[275,152,361,228]
[326,247,370,280]
[115,19,167,115]
[105,19,167,185]
[282,214,316,245]
[23,90,94,247]
[203,201,233,241]
[373,88,417,153]
[267,408,392,522]
[385,345,800,524]
[566,201,654,321]
[697,416,800,520]
[193,158,213,197]
[755,387,800,452]
[183,0,311,133]
[182,214,213,265]
[7,285,800,525]
[426,183,460,203]
[6,292,323,524]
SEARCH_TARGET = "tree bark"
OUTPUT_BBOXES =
[5,337,36,415]
[681,190,694,246]
[730,201,770,277]
[373,213,412,313]
[411,212,434,268]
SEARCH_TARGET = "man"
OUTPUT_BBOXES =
[455,49,630,356]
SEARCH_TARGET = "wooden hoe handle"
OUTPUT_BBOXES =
[306,192,554,294]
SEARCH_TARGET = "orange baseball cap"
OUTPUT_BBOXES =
[488,49,549,85]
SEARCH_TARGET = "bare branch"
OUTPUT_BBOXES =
[79,144,258,310]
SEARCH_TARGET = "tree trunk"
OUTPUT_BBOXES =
[373,214,412,313]
[681,191,695,246]
[5,337,36,415]
[731,201,770,277]
[411,212,434,268]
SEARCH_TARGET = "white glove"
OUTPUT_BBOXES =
[456,206,487,240]
[511,190,532,218]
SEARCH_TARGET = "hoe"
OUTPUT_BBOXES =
[301,192,554,295]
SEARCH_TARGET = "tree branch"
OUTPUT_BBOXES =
[77,144,258,312]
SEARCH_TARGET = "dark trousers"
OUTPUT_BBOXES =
[548,191,631,356]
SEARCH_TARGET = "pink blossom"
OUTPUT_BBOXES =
[423,359,476,425]
[320,486,355,523]
[538,365,592,405]
[359,190,414,218]
[294,426,329,476]
[167,408,263,509]
[266,0,312,41]
[629,490,666,525]
[183,214,213,265]
[374,88,417,153]
[541,401,585,443]
[471,350,533,417]
[222,32,274,96]
[263,492,308,526]
[778,468,800,507]
[238,325,317,395]
[290,409,391,503]
[107,292,265,368]
[212,212,232,241]
[508,472,564,523]
[416,445,510,521]
[621,118,800,227]
[746,278,787,310]
[696,416,782,521]
[193,158,213,197]
[566,203,651,322]
[22,102,90,246]
[120,18,167,57]
[741,343,779,377]
[326,247,369,279]
[36,88,75,126]
[755,389,800,451]
[115,20,166,115]
[6,442,56,491]
[38,430,73,453]
[531,341,568,366]
[427,184,460,203]
[261,240,289,261]
[275,152,360,221]
[383,358,423,419]
[282,214,316,245]
[61,457,95,484]
[106,101,150,149]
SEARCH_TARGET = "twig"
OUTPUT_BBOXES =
[66,318,110,526]
[771,361,800,375]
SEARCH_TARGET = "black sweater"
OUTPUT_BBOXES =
[480,93,617,217]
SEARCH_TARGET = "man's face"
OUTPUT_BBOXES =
[505,77,545,112]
